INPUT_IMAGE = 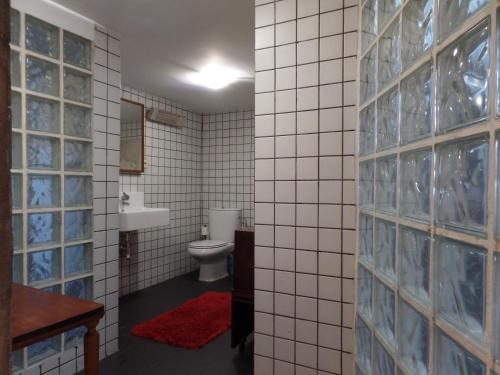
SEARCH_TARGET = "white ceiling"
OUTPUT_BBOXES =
[52,0,255,113]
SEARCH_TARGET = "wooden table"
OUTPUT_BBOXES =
[11,284,105,374]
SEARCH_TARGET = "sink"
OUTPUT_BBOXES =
[119,192,170,231]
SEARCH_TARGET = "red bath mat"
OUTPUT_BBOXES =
[131,291,231,349]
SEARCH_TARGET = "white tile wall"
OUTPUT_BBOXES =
[202,111,255,226]
[254,0,357,374]
[92,26,121,362]
[118,93,255,296]
[119,86,202,295]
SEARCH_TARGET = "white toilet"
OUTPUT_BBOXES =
[188,208,240,282]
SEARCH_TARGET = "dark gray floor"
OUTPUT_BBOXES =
[99,272,253,375]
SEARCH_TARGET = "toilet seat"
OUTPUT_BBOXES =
[189,240,228,249]
[187,240,234,259]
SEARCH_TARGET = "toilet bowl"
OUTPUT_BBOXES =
[188,240,234,282]
[188,208,240,282]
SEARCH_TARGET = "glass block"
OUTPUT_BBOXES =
[497,9,500,116]
[497,133,500,239]
[12,214,22,250]
[401,0,433,70]
[27,335,61,366]
[374,219,396,280]
[356,316,372,373]
[26,95,60,134]
[65,176,92,207]
[12,254,22,283]
[65,326,87,349]
[64,103,92,138]
[375,155,397,213]
[434,329,485,375]
[438,0,488,42]
[357,264,373,321]
[28,248,61,285]
[378,18,400,90]
[399,148,431,221]
[28,174,60,208]
[42,284,61,294]
[359,102,375,156]
[65,276,93,300]
[434,237,486,343]
[399,226,430,304]
[28,212,60,246]
[12,131,22,169]
[360,45,377,105]
[64,31,91,69]
[398,300,429,375]
[27,135,60,170]
[10,50,20,87]
[26,55,59,97]
[378,0,401,32]
[361,0,377,54]
[64,140,92,171]
[64,210,92,242]
[493,254,500,360]
[359,213,373,264]
[373,336,395,375]
[359,159,374,209]
[11,350,23,372]
[401,62,432,145]
[437,18,490,133]
[64,68,92,104]
[10,8,20,46]
[11,90,21,129]
[26,15,59,58]
[376,85,398,151]
[11,173,22,209]
[374,277,395,347]
[436,135,488,235]
[64,243,92,277]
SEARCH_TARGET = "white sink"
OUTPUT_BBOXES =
[119,192,170,231]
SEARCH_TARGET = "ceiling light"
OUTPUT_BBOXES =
[187,64,240,90]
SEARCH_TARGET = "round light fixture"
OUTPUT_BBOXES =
[187,64,240,90]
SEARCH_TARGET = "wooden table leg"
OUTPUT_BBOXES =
[84,321,99,375]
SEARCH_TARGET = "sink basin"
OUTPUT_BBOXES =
[119,192,170,231]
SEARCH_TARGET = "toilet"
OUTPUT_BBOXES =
[188,208,240,282]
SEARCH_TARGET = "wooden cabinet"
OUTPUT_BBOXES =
[231,228,254,351]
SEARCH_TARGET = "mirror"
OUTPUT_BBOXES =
[120,98,144,174]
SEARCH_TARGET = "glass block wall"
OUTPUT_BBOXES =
[10,8,94,371]
[355,0,500,374]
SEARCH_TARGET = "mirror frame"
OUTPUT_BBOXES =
[120,98,145,175]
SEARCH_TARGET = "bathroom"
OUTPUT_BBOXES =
[2,0,500,374]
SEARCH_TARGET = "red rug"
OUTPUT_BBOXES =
[131,291,231,349]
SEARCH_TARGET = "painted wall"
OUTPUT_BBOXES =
[253,0,358,373]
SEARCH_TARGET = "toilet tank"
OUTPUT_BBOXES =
[209,208,240,242]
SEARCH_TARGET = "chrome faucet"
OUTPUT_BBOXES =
[120,192,130,210]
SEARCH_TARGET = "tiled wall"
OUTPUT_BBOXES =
[92,25,121,364]
[253,0,358,374]
[119,87,202,295]
[201,111,255,226]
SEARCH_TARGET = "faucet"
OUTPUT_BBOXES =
[120,192,130,211]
